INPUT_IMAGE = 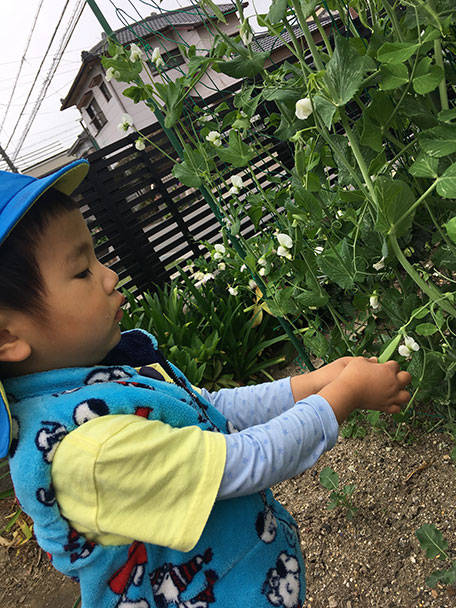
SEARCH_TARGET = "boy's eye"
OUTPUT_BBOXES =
[75,269,92,279]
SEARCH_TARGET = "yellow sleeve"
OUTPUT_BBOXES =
[51,415,226,552]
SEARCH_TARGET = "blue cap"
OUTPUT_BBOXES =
[0,159,89,457]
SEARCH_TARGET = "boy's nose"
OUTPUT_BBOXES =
[102,264,119,293]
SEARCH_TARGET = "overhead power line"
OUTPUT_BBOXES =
[0,0,46,137]
[10,0,87,162]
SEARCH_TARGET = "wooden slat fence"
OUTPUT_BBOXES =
[74,84,294,297]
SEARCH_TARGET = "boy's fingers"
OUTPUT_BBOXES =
[368,356,377,362]
[398,370,412,386]
[397,389,411,404]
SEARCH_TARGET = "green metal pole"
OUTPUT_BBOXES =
[85,0,315,371]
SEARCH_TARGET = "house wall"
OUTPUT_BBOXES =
[69,13,244,148]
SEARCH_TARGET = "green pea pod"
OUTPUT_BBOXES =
[378,334,402,363]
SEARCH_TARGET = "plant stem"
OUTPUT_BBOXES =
[311,10,333,57]
[290,0,325,72]
[393,181,438,230]
[339,109,377,205]
[434,38,449,111]
[389,233,456,317]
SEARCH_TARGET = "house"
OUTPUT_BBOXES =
[60,4,246,150]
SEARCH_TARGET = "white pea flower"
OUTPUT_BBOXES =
[314,246,324,255]
[228,286,239,296]
[249,279,257,289]
[258,257,267,266]
[193,271,205,281]
[398,335,420,358]
[206,130,222,147]
[369,294,379,309]
[295,97,313,120]
[277,233,293,249]
[106,66,120,82]
[336,209,344,218]
[240,264,247,272]
[200,114,212,122]
[135,138,146,151]
[228,186,239,196]
[231,175,243,189]
[240,19,253,46]
[214,243,226,253]
[151,47,164,67]
[277,246,292,259]
[218,262,226,271]
[259,267,267,276]
[373,256,386,271]
[129,43,143,62]
[118,113,133,132]
[201,272,215,283]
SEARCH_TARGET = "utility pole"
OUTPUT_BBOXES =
[0,144,19,172]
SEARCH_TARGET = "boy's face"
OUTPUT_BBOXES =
[14,208,124,373]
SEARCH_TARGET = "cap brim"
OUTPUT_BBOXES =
[0,159,89,247]
[0,382,12,458]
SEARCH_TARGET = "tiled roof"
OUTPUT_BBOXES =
[89,4,239,56]
[251,13,333,55]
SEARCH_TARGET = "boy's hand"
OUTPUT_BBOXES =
[290,356,352,402]
[318,357,411,424]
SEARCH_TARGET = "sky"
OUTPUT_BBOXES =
[0,0,266,172]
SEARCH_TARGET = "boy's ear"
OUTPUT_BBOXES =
[0,329,31,362]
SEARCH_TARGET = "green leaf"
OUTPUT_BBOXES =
[172,162,202,188]
[409,152,439,178]
[413,58,444,95]
[361,116,383,152]
[375,176,416,238]
[377,41,420,64]
[216,130,255,167]
[380,62,409,90]
[122,85,151,104]
[438,108,456,123]
[317,238,357,290]
[320,467,339,490]
[326,35,368,106]
[415,323,438,336]
[302,328,329,358]
[420,125,456,158]
[267,0,288,23]
[215,51,269,78]
[299,0,319,19]
[437,163,456,198]
[199,0,227,23]
[314,95,337,129]
[426,562,456,588]
[444,216,456,243]
[416,524,449,560]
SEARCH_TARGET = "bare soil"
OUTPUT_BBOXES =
[1,364,456,607]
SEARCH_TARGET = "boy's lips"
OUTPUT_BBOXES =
[115,296,126,321]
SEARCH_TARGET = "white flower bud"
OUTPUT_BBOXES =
[129,43,143,62]
[373,257,386,271]
[118,113,133,132]
[277,233,293,249]
[135,138,146,151]
[295,98,313,120]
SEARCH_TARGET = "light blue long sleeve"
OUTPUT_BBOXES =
[200,377,295,430]
[202,380,339,500]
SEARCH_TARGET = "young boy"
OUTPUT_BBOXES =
[0,160,411,608]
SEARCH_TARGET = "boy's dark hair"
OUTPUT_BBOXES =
[0,187,77,319]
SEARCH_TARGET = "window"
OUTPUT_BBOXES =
[148,47,185,76]
[86,98,107,132]
[100,81,112,102]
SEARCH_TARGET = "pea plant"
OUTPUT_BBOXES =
[102,0,456,412]
[319,466,358,520]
